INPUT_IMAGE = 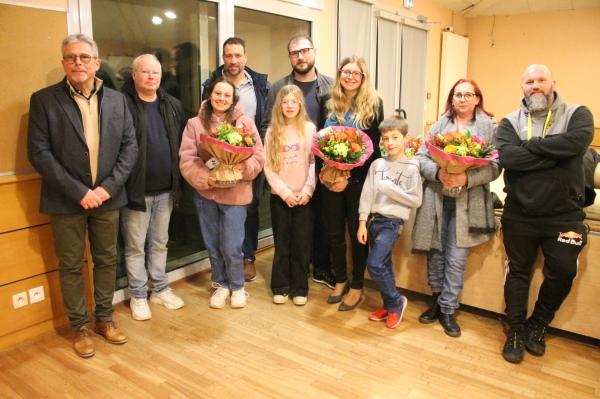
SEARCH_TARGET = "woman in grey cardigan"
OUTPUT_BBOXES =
[412,79,501,337]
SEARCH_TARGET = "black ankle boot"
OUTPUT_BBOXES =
[419,293,441,324]
[439,313,461,337]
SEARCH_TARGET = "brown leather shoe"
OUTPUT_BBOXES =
[94,320,127,344]
[244,259,256,282]
[74,326,96,358]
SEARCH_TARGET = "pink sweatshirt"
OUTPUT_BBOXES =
[179,100,264,205]
[263,122,316,201]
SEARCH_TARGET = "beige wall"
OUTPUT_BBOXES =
[466,8,600,123]
[378,0,467,124]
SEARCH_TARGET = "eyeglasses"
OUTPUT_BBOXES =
[453,92,476,101]
[288,48,313,58]
[63,54,96,64]
[340,69,364,78]
[282,143,300,152]
[212,91,233,99]
[281,99,300,107]
[136,69,161,77]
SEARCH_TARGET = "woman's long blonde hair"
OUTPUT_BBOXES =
[327,55,381,129]
[266,85,311,173]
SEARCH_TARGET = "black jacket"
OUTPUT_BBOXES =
[121,77,187,211]
[28,77,137,214]
[201,65,269,136]
[497,92,594,222]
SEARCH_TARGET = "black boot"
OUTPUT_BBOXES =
[439,313,461,337]
[419,293,441,324]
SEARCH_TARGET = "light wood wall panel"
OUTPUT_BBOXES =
[0,3,67,174]
[391,215,600,339]
[0,224,58,286]
[0,174,50,234]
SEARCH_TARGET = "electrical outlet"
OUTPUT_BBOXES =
[29,286,45,304]
[13,292,28,309]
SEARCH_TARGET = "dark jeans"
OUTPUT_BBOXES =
[312,181,332,275]
[319,181,368,290]
[242,173,261,261]
[269,195,313,297]
[51,209,120,331]
[502,218,587,329]
[367,216,404,312]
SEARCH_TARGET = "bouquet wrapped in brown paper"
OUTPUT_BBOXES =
[200,121,257,186]
[311,126,374,188]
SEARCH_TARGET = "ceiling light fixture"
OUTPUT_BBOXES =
[152,16,163,25]
[165,11,176,19]
[404,0,414,9]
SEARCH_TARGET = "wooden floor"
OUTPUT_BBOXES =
[1,248,599,399]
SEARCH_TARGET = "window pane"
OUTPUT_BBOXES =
[91,0,218,289]
[233,7,311,235]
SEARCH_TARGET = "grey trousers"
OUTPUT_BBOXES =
[51,209,119,331]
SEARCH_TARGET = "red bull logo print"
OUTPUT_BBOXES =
[557,231,583,245]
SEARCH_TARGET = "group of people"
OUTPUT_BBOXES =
[27,32,594,367]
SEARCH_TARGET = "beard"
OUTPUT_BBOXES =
[524,91,553,112]
[292,59,315,76]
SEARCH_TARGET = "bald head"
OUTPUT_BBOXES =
[521,64,555,112]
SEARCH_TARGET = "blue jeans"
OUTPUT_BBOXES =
[242,173,261,261]
[194,191,246,291]
[120,193,172,299]
[366,216,404,312]
[426,204,470,314]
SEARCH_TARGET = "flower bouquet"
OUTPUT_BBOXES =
[425,128,497,198]
[200,121,256,186]
[312,126,374,188]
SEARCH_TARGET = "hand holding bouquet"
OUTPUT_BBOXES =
[425,128,497,198]
[200,121,256,186]
[312,126,374,188]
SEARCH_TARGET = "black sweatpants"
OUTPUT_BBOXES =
[502,218,587,329]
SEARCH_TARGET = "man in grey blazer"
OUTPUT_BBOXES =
[27,34,137,358]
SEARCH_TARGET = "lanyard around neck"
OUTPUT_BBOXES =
[527,110,552,140]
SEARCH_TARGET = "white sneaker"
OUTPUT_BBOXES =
[130,296,152,320]
[273,294,289,304]
[150,288,184,310]
[293,296,307,306]
[230,288,249,309]
[209,283,230,309]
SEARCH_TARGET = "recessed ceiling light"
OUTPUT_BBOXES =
[165,11,176,19]
[152,16,163,25]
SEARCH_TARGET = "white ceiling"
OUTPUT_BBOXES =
[427,0,600,17]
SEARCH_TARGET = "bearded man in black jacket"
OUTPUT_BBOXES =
[497,64,594,364]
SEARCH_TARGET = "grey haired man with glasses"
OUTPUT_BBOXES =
[27,34,137,358]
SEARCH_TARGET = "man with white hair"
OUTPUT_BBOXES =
[121,54,187,321]
[497,64,594,363]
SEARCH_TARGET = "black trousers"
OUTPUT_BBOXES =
[502,218,587,329]
[270,194,313,297]
[312,181,332,275]
[318,181,368,290]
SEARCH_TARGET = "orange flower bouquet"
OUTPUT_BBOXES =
[425,128,497,197]
[200,121,256,186]
[312,126,374,188]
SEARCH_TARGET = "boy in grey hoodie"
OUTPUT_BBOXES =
[357,114,423,328]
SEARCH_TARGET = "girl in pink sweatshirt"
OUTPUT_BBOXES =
[179,77,264,309]
[264,85,316,306]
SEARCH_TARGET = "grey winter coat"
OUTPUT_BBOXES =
[412,108,502,253]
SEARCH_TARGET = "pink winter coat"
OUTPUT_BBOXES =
[179,100,264,205]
